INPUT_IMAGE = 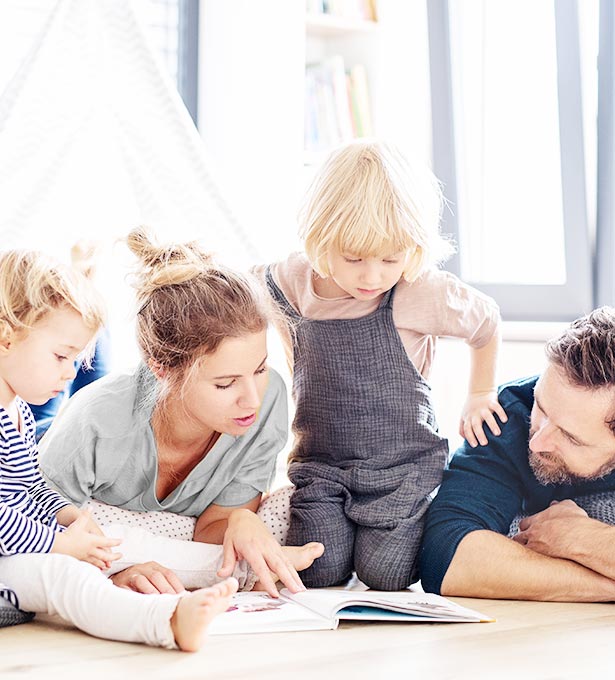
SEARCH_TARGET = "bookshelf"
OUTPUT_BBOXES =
[305,12,378,37]
[198,0,433,261]
[304,1,379,161]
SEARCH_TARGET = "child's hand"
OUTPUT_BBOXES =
[57,506,105,536]
[51,513,122,570]
[73,508,106,537]
[459,390,508,447]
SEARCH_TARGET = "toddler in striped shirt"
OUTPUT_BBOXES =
[0,248,236,649]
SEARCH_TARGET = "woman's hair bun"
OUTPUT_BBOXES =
[126,226,213,300]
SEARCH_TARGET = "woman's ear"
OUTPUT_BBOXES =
[147,358,166,380]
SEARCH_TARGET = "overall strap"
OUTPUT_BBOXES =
[378,284,397,310]
[264,266,301,321]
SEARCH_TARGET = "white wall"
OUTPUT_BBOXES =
[198,0,307,263]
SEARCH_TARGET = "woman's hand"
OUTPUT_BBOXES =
[51,513,122,569]
[217,509,305,597]
[110,562,185,594]
[459,389,508,447]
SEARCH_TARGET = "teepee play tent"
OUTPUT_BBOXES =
[0,0,258,267]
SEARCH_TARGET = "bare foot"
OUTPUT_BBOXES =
[282,542,324,572]
[171,577,238,652]
[253,542,324,594]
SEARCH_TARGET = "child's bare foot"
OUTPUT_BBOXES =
[282,542,324,572]
[253,542,324,594]
[171,577,238,652]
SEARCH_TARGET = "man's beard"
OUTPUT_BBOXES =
[528,448,577,485]
[528,435,615,485]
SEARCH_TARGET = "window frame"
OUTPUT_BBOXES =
[596,0,615,307]
[427,0,593,321]
[177,0,199,125]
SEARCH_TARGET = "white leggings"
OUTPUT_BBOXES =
[103,523,256,590]
[0,553,180,648]
[0,487,294,646]
[0,522,261,647]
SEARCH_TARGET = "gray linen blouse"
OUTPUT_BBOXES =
[39,365,288,516]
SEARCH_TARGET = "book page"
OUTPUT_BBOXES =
[281,589,493,623]
[208,592,336,635]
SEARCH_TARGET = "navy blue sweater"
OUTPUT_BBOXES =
[419,375,615,594]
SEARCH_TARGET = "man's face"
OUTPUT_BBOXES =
[528,364,615,485]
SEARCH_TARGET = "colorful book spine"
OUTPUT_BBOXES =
[305,56,373,154]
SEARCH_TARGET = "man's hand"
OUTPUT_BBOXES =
[513,500,589,559]
[110,561,185,594]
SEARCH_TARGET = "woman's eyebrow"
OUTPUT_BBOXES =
[212,355,268,380]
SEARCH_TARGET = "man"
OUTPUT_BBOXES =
[420,307,615,601]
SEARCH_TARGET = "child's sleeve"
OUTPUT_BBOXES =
[446,274,500,347]
[0,501,57,555]
[27,473,71,520]
[410,270,500,347]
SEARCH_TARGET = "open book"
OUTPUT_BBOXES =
[208,588,494,635]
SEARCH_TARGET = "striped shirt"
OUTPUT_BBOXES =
[0,399,70,608]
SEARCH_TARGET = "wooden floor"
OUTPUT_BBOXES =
[2,596,615,680]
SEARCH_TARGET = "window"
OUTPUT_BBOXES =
[428,0,598,320]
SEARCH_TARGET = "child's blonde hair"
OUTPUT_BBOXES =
[300,139,455,282]
[0,250,105,358]
[126,226,276,398]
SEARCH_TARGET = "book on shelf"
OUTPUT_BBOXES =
[348,63,373,137]
[307,0,378,22]
[208,588,494,635]
[305,56,373,154]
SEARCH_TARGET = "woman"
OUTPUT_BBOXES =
[40,227,322,596]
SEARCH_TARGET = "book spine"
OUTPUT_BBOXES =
[349,63,373,137]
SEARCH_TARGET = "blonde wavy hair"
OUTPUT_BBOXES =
[300,139,455,282]
[126,226,275,397]
[0,249,105,360]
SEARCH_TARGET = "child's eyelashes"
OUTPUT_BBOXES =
[342,256,400,264]
[54,353,69,362]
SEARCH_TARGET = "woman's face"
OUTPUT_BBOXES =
[179,330,270,437]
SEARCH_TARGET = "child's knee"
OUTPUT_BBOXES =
[299,554,353,588]
[354,551,419,591]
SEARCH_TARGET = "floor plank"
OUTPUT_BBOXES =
[2,597,615,679]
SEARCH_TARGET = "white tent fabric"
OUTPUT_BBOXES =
[0,0,258,268]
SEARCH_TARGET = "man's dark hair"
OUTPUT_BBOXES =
[546,306,615,433]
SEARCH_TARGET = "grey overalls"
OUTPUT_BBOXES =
[266,269,449,590]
